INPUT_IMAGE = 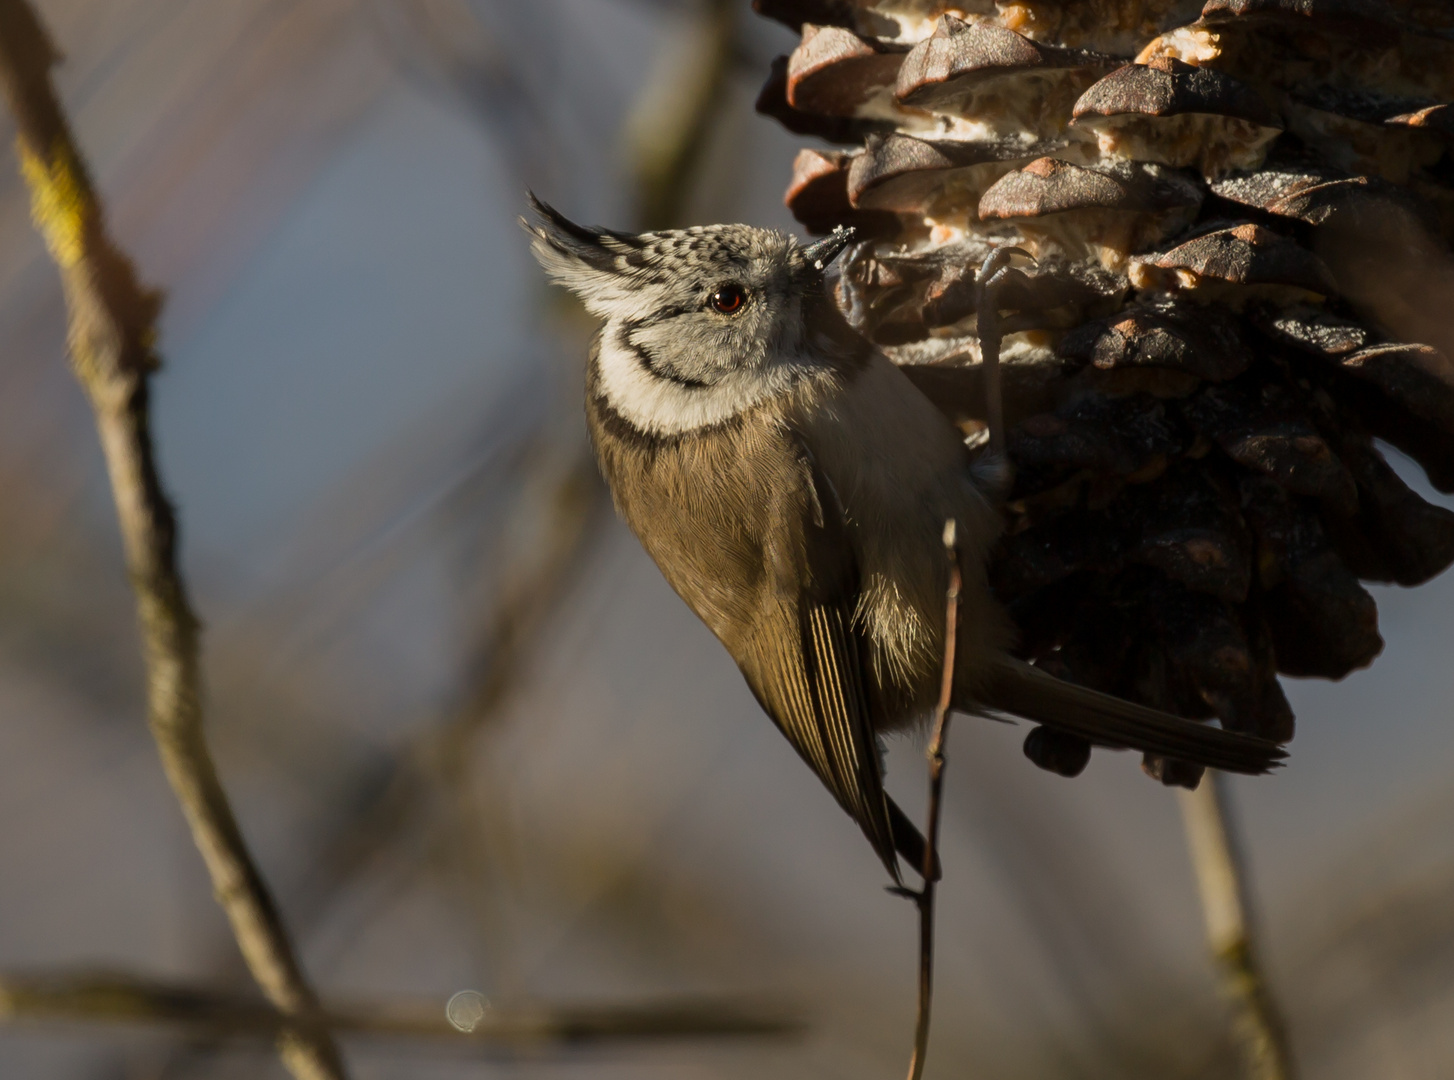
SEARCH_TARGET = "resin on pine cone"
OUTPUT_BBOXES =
[756,0,1454,785]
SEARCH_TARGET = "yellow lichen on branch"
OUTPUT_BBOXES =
[17,137,89,268]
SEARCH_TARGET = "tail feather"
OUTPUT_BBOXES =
[979,657,1285,775]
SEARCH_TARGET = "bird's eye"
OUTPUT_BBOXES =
[710,284,747,314]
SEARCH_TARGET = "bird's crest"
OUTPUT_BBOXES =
[522,194,658,318]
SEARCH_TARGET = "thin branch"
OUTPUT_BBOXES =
[0,970,800,1047]
[903,520,963,1080]
[0,5,345,1079]
[1179,773,1298,1080]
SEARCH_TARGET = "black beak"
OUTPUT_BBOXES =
[802,224,856,271]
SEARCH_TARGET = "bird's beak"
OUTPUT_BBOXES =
[802,224,856,271]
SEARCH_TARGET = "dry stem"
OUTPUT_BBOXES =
[0,970,799,1046]
[0,4,344,1078]
[903,520,962,1080]
[1180,773,1298,1080]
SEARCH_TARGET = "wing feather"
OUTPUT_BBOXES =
[754,600,900,880]
[736,440,905,880]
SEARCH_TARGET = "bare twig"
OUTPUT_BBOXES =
[0,4,345,1079]
[1179,773,1298,1080]
[902,520,962,1080]
[0,970,800,1046]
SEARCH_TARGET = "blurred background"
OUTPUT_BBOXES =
[2,1,1454,1077]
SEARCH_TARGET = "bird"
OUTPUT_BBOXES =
[524,195,1283,883]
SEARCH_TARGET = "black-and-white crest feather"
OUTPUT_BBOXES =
[523,196,860,437]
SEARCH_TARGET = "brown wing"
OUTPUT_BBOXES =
[740,446,904,882]
[587,386,913,881]
[750,601,902,879]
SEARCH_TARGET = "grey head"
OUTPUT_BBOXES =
[524,195,858,437]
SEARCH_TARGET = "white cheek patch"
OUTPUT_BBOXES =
[597,329,801,436]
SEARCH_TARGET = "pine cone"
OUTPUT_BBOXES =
[756,0,1454,785]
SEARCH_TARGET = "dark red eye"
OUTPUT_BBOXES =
[710,284,746,314]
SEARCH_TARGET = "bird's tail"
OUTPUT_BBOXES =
[975,656,1285,775]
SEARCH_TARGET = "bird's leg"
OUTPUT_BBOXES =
[973,247,1035,459]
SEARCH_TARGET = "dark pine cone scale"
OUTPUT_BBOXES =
[755,0,1454,785]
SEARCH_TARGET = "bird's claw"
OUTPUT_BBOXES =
[973,247,1034,464]
[974,246,1036,290]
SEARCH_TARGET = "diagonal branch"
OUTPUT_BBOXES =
[0,4,346,1079]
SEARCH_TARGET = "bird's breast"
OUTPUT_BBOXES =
[586,387,815,652]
